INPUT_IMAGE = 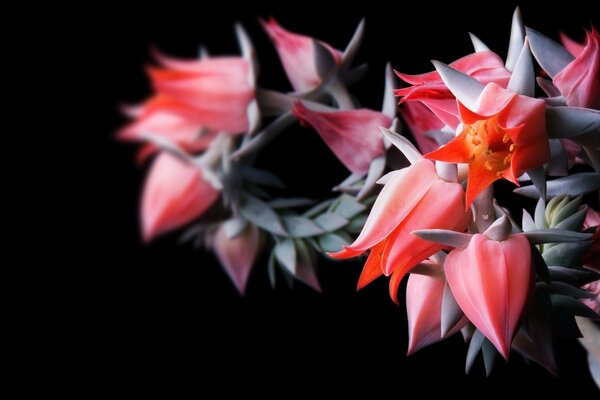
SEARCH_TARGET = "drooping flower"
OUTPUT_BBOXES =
[425,83,550,208]
[395,51,511,128]
[147,53,255,133]
[330,159,469,302]
[444,233,532,359]
[406,268,467,354]
[119,96,219,161]
[553,27,600,109]
[214,224,262,295]
[142,152,220,241]
[261,17,341,92]
[293,102,388,174]
[399,101,445,154]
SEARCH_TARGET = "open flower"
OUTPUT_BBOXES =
[395,51,511,128]
[330,159,469,302]
[214,224,262,295]
[553,27,600,109]
[261,17,341,92]
[444,233,532,359]
[425,83,550,208]
[293,102,387,174]
[147,53,255,133]
[142,152,220,241]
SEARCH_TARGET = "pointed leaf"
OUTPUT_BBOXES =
[357,155,386,200]
[554,207,586,232]
[431,60,484,110]
[331,194,367,219]
[274,239,297,275]
[466,330,486,374]
[412,229,473,249]
[537,281,593,298]
[380,127,423,164]
[535,198,547,229]
[546,139,569,177]
[546,107,600,139]
[526,27,574,78]
[523,229,591,244]
[469,32,490,52]
[543,241,593,267]
[346,214,367,234]
[295,239,321,292]
[382,63,397,119]
[267,251,277,288]
[527,166,547,200]
[507,38,535,97]
[281,216,325,238]
[342,18,365,65]
[441,281,465,337]
[241,195,287,236]
[550,294,599,318]
[482,340,498,377]
[548,266,599,283]
[506,7,525,71]
[522,209,537,232]
[303,199,336,218]
[319,233,348,253]
[515,173,600,198]
[531,244,550,284]
[313,212,349,232]
[231,112,296,160]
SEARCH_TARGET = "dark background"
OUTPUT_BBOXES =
[96,1,599,395]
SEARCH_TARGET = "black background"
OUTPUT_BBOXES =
[96,1,599,395]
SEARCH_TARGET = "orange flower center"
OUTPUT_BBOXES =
[463,117,517,177]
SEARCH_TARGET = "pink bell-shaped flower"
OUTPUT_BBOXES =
[261,18,341,92]
[141,152,220,241]
[147,53,255,133]
[214,224,262,295]
[444,233,533,359]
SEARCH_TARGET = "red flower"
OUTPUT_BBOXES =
[262,18,341,92]
[444,233,532,359]
[330,159,469,303]
[147,53,255,133]
[425,83,550,208]
[396,51,511,128]
[293,102,387,174]
[554,28,600,109]
[141,152,220,241]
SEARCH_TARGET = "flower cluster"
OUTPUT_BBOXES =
[119,9,599,382]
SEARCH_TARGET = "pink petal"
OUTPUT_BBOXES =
[406,273,467,354]
[141,152,220,241]
[147,56,254,133]
[445,234,532,359]
[553,29,600,109]
[382,178,469,276]
[560,31,586,57]
[399,101,444,154]
[330,159,437,258]
[293,102,388,174]
[261,18,341,92]
[214,224,261,295]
